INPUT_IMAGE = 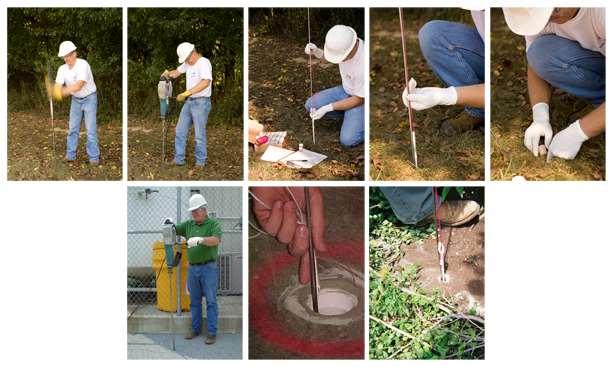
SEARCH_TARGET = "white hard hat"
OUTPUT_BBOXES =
[503,8,554,36]
[58,41,77,57]
[324,25,357,64]
[188,194,207,211]
[177,42,195,63]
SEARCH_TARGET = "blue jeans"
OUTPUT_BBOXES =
[527,34,605,105]
[419,20,485,119]
[175,97,211,165]
[304,85,364,147]
[67,92,100,162]
[187,262,218,336]
[380,187,433,225]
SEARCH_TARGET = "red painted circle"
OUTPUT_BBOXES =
[250,241,364,358]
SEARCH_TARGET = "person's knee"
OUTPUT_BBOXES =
[304,96,314,111]
[339,131,362,148]
[418,20,447,59]
[527,35,561,80]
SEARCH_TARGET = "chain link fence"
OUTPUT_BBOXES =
[127,186,242,306]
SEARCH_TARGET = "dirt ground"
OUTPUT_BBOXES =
[491,9,605,181]
[395,218,485,316]
[7,111,122,180]
[370,9,484,181]
[249,188,364,359]
[248,35,364,181]
[127,117,242,181]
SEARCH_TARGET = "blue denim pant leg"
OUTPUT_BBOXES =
[187,265,204,334]
[202,262,219,336]
[67,92,100,162]
[175,98,211,165]
[304,85,364,147]
[418,20,485,119]
[380,187,434,225]
[527,34,605,105]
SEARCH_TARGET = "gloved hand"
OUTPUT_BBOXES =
[304,43,324,59]
[524,102,553,157]
[309,103,334,120]
[547,120,589,161]
[162,217,174,226]
[160,69,171,81]
[187,237,203,248]
[402,78,457,111]
[52,84,63,102]
[176,90,191,102]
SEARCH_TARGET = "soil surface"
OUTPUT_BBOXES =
[7,111,122,180]
[396,217,485,315]
[127,116,242,181]
[249,187,364,359]
[248,34,364,181]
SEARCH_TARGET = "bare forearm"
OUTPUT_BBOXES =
[579,102,605,138]
[456,84,484,108]
[188,79,211,95]
[201,236,220,247]
[332,95,364,111]
[59,81,84,96]
[527,65,551,106]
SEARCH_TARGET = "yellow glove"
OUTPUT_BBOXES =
[177,90,191,102]
[53,84,63,102]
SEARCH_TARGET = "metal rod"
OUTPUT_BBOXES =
[308,8,316,144]
[168,267,176,351]
[433,187,446,282]
[399,8,419,168]
[304,187,319,313]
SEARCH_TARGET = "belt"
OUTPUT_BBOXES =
[189,259,216,266]
[188,96,210,100]
[73,92,96,100]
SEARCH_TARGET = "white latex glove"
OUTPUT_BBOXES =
[309,103,334,120]
[524,102,553,157]
[547,120,589,161]
[402,78,457,111]
[304,43,324,59]
[187,237,204,248]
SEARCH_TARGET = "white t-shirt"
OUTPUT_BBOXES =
[177,56,213,98]
[339,38,365,98]
[525,8,605,55]
[471,10,485,41]
[55,58,96,98]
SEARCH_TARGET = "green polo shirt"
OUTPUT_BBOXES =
[175,217,222,264]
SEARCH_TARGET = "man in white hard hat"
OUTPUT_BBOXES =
[50,41,100,164]
[503,8,605,160]
[304,25,364,147]
[163,194,222,345]
[162,42,213,167]
[401,10,486,136]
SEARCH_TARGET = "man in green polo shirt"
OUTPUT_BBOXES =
[172,193,222,345]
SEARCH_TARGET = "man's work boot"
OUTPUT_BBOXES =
[205,335,216,345]
[184,331,199,340]
[440,112,484,137]
[438,200,481,227]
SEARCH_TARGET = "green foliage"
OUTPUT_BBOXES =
[369,264,484,359]
[439,187,465,202]
[128,8,243,124]
[250,8,364,42]
[7,8,122,121]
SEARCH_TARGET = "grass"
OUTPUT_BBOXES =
[127,116,242,181]
[7,111,122,180]
[248,33,364,180]
[369,8,484,181]
[490,8,605,181]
